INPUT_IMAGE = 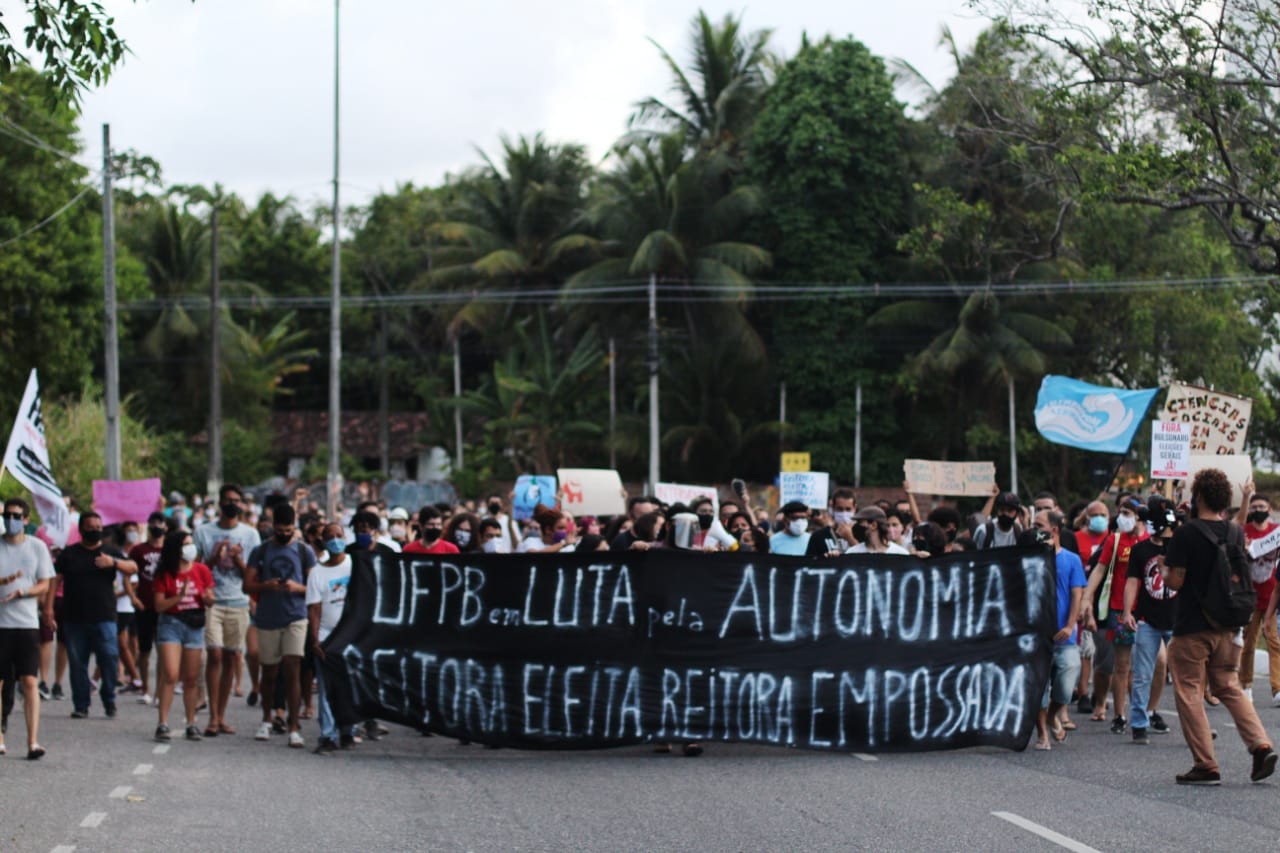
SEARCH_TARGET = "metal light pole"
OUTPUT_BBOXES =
[647,273,659,491]
[326,0,342,519]
[1008,375,1018,492]
[102,124,121,480]
[207,206,222,497]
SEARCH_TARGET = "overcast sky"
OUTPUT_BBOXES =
[14,0,992,209]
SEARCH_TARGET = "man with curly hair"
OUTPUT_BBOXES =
[1163,467,1276,786]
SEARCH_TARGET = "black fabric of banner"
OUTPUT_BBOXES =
[321,547,1056,753]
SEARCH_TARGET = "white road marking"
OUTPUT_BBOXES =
[992,811,1104,853]
[109,786,132,799]
[51,846,76,853]
[1161,710,1178,717]
[852,753,879,762]
[1226,722,1238,729]
[153,744,170,755]
[79,813,106,829]
[133,763,153,775]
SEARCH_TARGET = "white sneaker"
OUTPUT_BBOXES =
[174,683,183,695]
[1244,687,1254,701]
[255,722,272,741]
[1272,691,1280,707]
[136,693,152,706]
[288,731,305,749]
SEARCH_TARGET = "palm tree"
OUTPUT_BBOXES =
[629,10,774,158]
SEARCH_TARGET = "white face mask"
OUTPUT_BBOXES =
[832,511,854,526]
[788,519,808,537]
[455,530,471,547]
[1116,513,1137,534]
[3,517,24,537]
[125,530,140,545]
[389,523,406,540]
[482,539,501,554]
[181,544,198,562]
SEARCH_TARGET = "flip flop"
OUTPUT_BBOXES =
[203,727,220,738]
[1034,740,1051,751]
[1206,696,1221,706]
[1061,721,1078,731]
[217,723,237,735]
[1051,722,1067,743]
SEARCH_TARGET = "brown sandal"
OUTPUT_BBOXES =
[217,723,237,735]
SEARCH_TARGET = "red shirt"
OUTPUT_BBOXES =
[153,563,214,613]
[128,542,163,612]
[403,539,460,555]
[1095,530,1147,615]
[1075,529,1107,562]
[1245,521,1280,611]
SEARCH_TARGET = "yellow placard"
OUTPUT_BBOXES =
[780,452,811,473]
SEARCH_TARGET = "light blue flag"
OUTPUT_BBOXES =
[1034,375,1158,454]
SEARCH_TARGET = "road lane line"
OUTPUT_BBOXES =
[109,786,132,799]
[153,744,170,755]
[992,811,1103,853]
[133,763,153,775]
[51,846,76,853]
[852,753,879,762]
[79,813,106,829]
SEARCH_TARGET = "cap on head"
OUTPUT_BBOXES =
[854,506,886,521]
[388,507,410,521]
[994,491,1021,510]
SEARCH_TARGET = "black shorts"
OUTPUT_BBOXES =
[136,610,158,656]
[116,611,136,634]
[53,596,66,644]
[0,628,41,679]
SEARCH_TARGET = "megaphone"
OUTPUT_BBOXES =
[706,518,739,551]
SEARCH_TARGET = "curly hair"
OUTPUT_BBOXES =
[1192,467,1233,513]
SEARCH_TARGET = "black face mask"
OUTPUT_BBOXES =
[422,527,442,542]
[996,514,1016,531]
[912,539,929,552]
[81,529,104,545]
[488,503,502,515]
[697,514,713,531]
[274,531,293,545]
[148,525,166,540]
[221,502,240,519]
[1249,510,1271,526]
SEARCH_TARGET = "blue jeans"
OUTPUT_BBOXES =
[1130,621,1172,731]
[1043,644,1082,708]
[65,621,119,713]
[314,660,356,742]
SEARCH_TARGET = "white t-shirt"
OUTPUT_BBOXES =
[846,542,911,555]
[305,556,352,643]
[517,537,559,553]
[115,570,135,613]
[0,535,56,629]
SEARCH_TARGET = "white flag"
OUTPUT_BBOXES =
[3,369,70,546]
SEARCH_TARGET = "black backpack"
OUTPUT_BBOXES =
[1188,519,1255,629]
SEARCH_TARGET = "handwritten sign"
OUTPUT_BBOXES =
[513,475,557,522]
[655,482,719,514]
[1186,454,1253,507]
[1163,382,1252,455]
[1248,526,1280,560]
[92,478,162,527]
[1149,421,1192,481]
[903,460,996,497]
[555,469,626,517]
[781,452,811,473]
[779,471,829,508]
[322,548,1055,753]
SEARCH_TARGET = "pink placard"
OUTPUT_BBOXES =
[92,478,163,527]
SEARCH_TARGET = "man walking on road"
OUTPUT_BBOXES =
[0,498,54,759]
[1163,467,1277,785]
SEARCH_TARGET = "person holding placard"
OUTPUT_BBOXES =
[844,507,910,555]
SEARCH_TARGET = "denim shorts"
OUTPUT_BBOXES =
[156,613,205,650]
[1042,644,1082,708]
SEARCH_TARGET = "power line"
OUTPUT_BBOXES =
[0,185,94,251]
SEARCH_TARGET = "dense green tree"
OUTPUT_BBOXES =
[0,1,131,101]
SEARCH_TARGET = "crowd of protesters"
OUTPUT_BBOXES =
[0,466,1276,784]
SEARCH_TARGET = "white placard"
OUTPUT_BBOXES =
[1248,526,1280,559]
[655,482,719,513]
[1163,382,1252,455]
[779,471,829,508]
[1150,421,1192,480]
[1185,454,1253,507]
[555,468,626,517]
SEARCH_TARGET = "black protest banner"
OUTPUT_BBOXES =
[321,548,1056,753]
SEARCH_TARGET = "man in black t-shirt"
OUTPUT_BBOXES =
[55,512,136,718]
[1163,468,1275,785]
[1121,495,1178,743]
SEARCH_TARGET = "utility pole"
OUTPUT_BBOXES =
[453,336,463,473]
[102,123,121,480]
[647,273,659,491]
[779,381,786,463]
[326,0,342,520]
[854,381,863,488]
[1008,375,1018,493]
[207,206,222,498]
[608,336,617,471]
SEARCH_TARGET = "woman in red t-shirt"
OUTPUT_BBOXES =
[152,530,214,742]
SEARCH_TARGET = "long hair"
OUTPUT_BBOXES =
[156,530,190,578]
[444,512,482,553]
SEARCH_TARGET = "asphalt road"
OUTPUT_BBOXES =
[6,669,1280,853]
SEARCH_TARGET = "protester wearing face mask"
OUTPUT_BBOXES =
[1075,501,1111,560]
[403,507,458,555]
[347,511,402,557]
[908,522,948,558]
[1081,496,1148,733]
[477,518,505,554]
[518,506,574,554]
[770,502,812,556]
[129,512,169,707]
[806,489,857,557]
[845,507,911,555]
[974,492,1023,549]
[1120,495,1179,744]
[483,494,519,554]
[152,530,214,742]
[307,522,359,753]
[1237,486,1280,704]
[444,512,481,554]
[386,507,411,548]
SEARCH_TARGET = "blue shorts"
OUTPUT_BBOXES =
[156,614,205,650]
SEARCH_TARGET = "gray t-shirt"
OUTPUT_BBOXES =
[193,521,260,607]
[0,536,56,630]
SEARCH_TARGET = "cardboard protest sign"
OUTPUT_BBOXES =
[903,460,995,497]
[556,469,626,517]
[1149,421,1192,481]
[92,478,162,526]
[324,547,1054,753]
[655,482,719,513]
[1163,382,1251,455]
[779,471,829,508]
[1186,454,1253,507]
[781,452,811,473]
[1248,526,1280,560]
[513,475,557,521]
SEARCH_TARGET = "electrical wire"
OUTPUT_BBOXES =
[0,185,94,251]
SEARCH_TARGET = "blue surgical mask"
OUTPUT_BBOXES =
[1088,515,1107,534]
[324,538,346,555]
[354,533,373,548]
